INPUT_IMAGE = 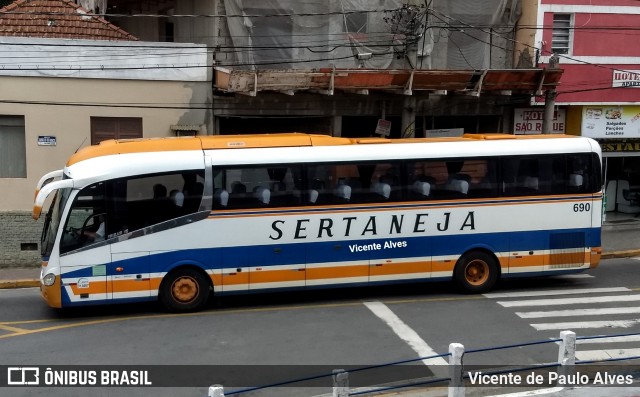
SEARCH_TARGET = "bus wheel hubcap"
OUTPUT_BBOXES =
[172,277,198,303]
[465,260,489,286]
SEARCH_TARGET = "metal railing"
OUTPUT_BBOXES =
[208,330,640,397]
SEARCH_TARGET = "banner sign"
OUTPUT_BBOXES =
[582,106,640,138]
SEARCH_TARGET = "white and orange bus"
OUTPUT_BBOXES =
[34,133,603,312]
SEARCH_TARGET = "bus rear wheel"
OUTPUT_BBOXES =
[454,251,498,293]
[160,268,210,312]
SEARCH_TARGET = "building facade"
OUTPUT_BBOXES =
[1,0,555,266]
[0,0,212,265]
[537,0,640,215]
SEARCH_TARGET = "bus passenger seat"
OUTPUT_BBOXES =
[569,173,584,188]
[334,183,351,201]
[372,182,391,199]
[214,189,229,207]
[309,189,319,204]
[170,190,184,208]
[524,176,539,191]
[449,179,469,194]
[412,181,431,197]
[254,186,271,205]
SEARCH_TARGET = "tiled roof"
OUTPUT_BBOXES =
[0,0,137,40]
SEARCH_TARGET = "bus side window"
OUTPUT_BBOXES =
[568,154,589,193]
[109,170,204,234]
[306,164,334,205]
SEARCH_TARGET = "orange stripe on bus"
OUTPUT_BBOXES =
[369,261,428,276]
[432,260,455,273]
[306,264,369,280]
[250,268,306,283]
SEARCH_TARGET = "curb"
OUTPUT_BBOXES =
[0,279,40,289]
[0,251,638,290]
[601,249,640,260]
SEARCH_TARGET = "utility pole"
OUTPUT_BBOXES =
[395,1,425,138]
[542,54,559,134]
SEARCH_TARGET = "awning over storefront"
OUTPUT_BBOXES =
[214,67,563,97]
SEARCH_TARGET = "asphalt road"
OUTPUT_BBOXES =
[1,257,640,397]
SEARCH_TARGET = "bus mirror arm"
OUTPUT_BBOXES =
[33,179,74,220]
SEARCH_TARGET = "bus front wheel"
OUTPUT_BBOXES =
[160,268,210,312]
[454,251,498,293]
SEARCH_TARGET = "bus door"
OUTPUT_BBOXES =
[249,243,305,291]
[58,248,110,305]
[57,184,110,305]
[109,251,151,300]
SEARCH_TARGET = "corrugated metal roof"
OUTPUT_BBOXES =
[214,67,563,96]
[0,0,137,41]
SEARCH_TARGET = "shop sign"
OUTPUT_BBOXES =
[582,106,640,138]
[513,108,565,134]
[612,70,640,88]
[598,139,640,152]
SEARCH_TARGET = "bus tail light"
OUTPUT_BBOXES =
[590,247,602,269]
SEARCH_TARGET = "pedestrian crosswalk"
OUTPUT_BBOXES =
[484,286,640,361]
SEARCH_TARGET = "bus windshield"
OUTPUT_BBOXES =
[40,188,71,258]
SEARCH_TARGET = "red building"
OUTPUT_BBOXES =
[538,0,640,215]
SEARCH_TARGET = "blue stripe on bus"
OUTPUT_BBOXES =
[60,227,600,279]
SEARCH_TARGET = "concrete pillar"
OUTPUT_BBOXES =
[448,342,465,397]
[332,369,349,397]
[208,385,225,397]
[557,330,576,379]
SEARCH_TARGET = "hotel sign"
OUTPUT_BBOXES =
[513,108,565,134]
[612,70,640,88]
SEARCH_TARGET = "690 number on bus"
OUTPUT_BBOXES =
[573,203,591,212]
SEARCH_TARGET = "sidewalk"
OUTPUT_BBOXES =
[1,215,639,289]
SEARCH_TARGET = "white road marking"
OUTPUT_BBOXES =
[531,319,640,331]
[484,287,628,299]
[487,387,565,397]
[517,306,640,318]
[363,301,447,366]
[497,294,640,307]
[575,348,640,361]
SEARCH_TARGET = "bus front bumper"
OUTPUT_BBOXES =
[40,274,62,309]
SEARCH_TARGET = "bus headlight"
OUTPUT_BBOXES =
[43,273,56,286]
